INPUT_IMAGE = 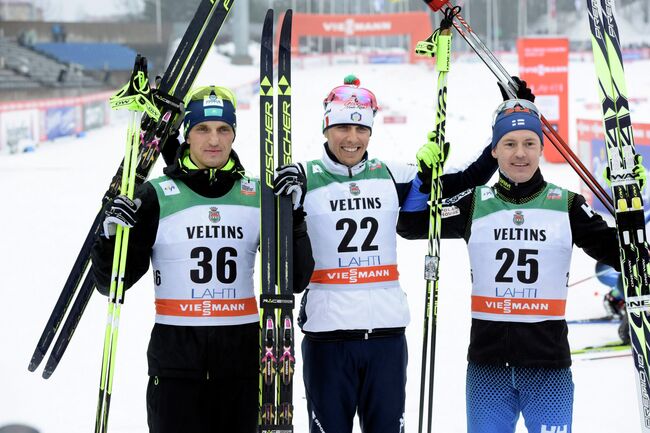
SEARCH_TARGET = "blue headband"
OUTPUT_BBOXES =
[491,109,543,149]
[183,97,237,137]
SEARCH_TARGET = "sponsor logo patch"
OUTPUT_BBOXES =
[349,182,361,196]
[513,210,525,226]
[203,94,224,107]
[547,188,562,200]
[441,205,460,218]
[442,188,472,205]
[481,188,495,201]
[241,181,256,196]
[159,179,180,196]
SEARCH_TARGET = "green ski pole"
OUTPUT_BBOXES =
[95,55,159,433]
[415,6,457,433]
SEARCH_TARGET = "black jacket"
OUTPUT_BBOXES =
[91,143,314,378]
[398,169,621,368]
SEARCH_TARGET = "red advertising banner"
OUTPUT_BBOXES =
[517,38,569,163]
[291,12,432,63]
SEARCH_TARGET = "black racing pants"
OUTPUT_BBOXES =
[146,323,259,433]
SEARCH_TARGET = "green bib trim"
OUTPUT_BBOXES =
[472,183,568,220]
[305,159,392,190]
[151,175,259,219]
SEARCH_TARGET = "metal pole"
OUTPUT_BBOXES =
[330,0,335,54]
[155,0,162,44]
[492,0,501,50]
[548,0,557,35]
[318,0,323,54]
[487,0,492,49]
[344,0,348,54]
[232,0,252,64]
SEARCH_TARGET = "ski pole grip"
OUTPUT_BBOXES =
[436,30,452,72]
[423,0,448,12]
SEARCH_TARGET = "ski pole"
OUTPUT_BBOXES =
[568,268,613,288]
[414,7,457,433]
[421,0,615,216]
[95,55,159,433]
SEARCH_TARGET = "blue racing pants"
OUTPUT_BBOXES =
[302,333,407,433]
[466,363,574,433]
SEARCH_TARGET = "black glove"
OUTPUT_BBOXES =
[161,128,182,166]
[102,195,141,238]
[497,76,535,102]
[274,164,306,210]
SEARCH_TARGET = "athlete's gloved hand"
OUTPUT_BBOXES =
[603,291,626,319]
[274,164,306,210]
[633,155,647,190]
[603,154,646,190]
[497,76,535,102]
[102,195,141,238]
[416,131,450,193]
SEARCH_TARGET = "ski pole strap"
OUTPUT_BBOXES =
[415,6,456,65]
[260,293,295,309]
[415,32,438,58]
[110,54,160,121]
[439,5,461,31]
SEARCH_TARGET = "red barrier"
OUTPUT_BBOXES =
[517,38,569,163]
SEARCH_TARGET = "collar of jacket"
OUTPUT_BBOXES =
[321,142,369,177]
[494,168,546,203]
[162,142,247,197]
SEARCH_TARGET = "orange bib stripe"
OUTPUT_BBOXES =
[471,295,566,316]
[156,297,258,317]
[310,264,399,285]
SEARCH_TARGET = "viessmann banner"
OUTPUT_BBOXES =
[290,12,432,63]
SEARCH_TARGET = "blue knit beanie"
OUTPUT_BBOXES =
[183,94,237,137]
[491,105,543,149]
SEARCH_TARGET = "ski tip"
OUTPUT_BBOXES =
[27,350,45,372]
[41,360,57,379]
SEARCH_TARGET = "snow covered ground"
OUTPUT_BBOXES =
[0,50,647,432]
